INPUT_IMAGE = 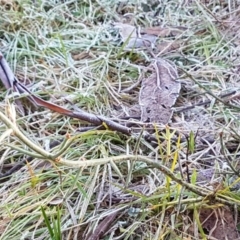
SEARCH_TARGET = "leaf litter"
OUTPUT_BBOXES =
[139,58,181,124]
[1,1,240,239]
[199,207,239,240]
[113,22,183,124]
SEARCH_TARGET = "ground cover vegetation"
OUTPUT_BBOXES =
[1,0,240,239]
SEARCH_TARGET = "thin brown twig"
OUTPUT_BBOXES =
[180,68,240,111]
[0,103,239,206]
[0,52,131,135]
[174,90,237,113]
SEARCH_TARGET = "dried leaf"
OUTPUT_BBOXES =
[199,207,239,240]
[86,211,119,240]
[114,23,137,42]
[124,35,157,49]
[139,58,181,124]
[141,26,187,37]
[157,40,183,54]
[196,168,218,183]
[0,217,11,234]
[114,23,157,49]
[71,51,92,61]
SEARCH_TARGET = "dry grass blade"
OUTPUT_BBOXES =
[1,0,240,239]
[86,211,119,240]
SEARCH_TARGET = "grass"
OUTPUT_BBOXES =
[1,0,240,239]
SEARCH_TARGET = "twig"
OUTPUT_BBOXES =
[0,141,61,181]
[0,110,239,206]
[58,155,240,206]
[181,68,240,111]
[0,52,131,135]
[0,111,56,159]
[175,90,237,113]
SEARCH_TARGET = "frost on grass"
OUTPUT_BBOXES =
[1,1,240,240]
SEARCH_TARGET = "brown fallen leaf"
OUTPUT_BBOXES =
[199,207,239,240]
[124,35,157,49]
[157,40,183,54]
[141,26,187,37]
[71,51,92,61]
[113,22,157,49]
[139,58,181,124]
[0,217,11,235]
[86,211,119,240]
